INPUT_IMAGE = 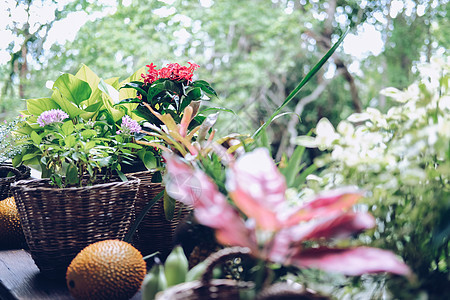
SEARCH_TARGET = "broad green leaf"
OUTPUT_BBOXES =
[65,135,76,148]
[22,153,38,161]
[96,79,124,122]
[85,140,96,150]
[53,73,92,106]
[98,79,120,104]
[192,80,218,97]
[80,129,97,139]
[30,131,42,145]
[137,149,157,170]
[79,101,104,120]
[119,65,147,100]
[105,77,120,89]
[51,89,84,118]
[66,164,79,186]
[27,98,60,116]
[253,28,349,138]
[61,121,74,136]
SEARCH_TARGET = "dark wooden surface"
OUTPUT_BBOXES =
[0,249,142,300]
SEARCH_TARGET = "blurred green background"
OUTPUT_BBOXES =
[0,0,448,156]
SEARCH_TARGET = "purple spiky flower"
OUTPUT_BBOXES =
[37,109,69,127]
[117,115,141,135]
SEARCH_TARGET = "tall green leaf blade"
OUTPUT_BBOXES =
[282,145,306,188]
[253,28,349,139]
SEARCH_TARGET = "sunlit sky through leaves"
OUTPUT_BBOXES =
[0,0,444,70]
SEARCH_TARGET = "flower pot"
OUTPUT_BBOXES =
[11,175,140,277]
[128,169,192,259]
[0,163,30,200]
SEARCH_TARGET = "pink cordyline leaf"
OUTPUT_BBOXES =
[296,212,376,241]
[288,246,411,276]
[267,212,376,262]
[284,187,363,226]
[226,148,287,230]
[164,153,258,251]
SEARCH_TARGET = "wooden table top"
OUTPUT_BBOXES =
[0,249,142,300]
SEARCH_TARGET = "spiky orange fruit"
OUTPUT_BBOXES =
[66,240,147,300]
[0,197,26,249]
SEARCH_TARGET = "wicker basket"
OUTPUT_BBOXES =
[157,247,331,300]
[0,163,30,200]
[11,175,140,277]
[130,170,192,259]
[156,247,255,300]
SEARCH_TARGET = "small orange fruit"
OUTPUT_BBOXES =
[0,197,26,249]
[66,239,146,300]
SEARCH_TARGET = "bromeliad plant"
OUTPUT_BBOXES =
[164,147,411,293]
[118,62,217,127]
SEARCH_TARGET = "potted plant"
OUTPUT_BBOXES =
[116,62,219,258]
[155,148,411,299]
[10,67,142,277]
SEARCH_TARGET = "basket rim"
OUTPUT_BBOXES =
[10,174,140,192]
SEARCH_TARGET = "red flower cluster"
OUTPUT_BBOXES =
[141,62,200,85]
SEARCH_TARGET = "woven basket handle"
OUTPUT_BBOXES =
[0,166,23,178]
[200,246,252,285]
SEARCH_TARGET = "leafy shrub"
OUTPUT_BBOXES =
[297,56,449,299]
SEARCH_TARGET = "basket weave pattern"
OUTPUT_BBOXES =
[0,163,30,200]
[131,170,192,258]
[11,176,139,276]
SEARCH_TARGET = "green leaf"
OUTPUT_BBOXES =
[65,135,76,148]
[99,79,125,122]
[192,80,218,97]
[61,120,74,135]
[123,189,164,243]
[117,170,128,182]
[137,149,157,170]
[80,129,97,139]
[30,131,42,145]
[253,28,349,139]
[66,164,79,186]
[51,89,84,118]
[53,73,92,106]
[120,82,148,98]
[164,190,176,221]
[22,153,38,161]
[282,145,306,188]
[119,65,147,101]
[124,143,143,150]
[294,164,318,187]
[199,106,236,115]
[26,98,60,116]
